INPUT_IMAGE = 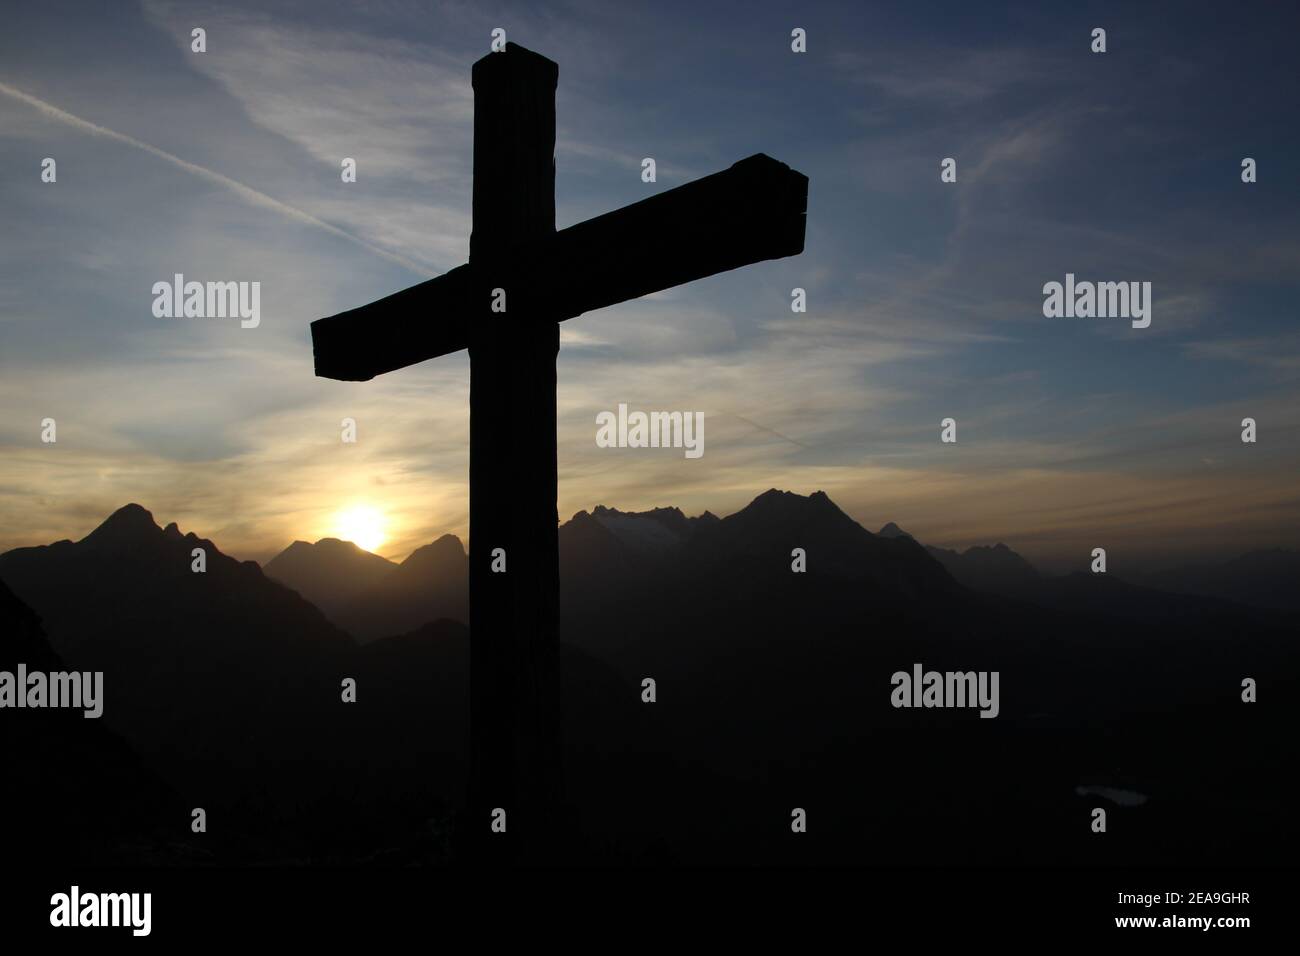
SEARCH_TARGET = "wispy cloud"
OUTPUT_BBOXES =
[1183,336,1300,373]
[0,80,426,274]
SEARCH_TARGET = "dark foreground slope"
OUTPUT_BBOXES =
[0,506,647,865]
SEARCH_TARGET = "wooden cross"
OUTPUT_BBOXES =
[311,42,807,849]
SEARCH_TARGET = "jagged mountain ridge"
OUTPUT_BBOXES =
[265,533,468,641]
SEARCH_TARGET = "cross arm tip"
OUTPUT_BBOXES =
[310,314,376,381]
[733,153,809,212]
[309,267,476,381]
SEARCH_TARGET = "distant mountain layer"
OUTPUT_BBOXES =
[265,534,468,641]
[1131,550,1300,612]
[926,542,1042,598]
[263,537,397,611]
[874,521,1300,615]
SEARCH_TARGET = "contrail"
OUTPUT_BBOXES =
[729,413,810,449]
[0,80,426,275]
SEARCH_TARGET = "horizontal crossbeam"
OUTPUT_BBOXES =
[312,153,808,381]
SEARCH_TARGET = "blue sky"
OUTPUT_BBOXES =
[1,0,1297,572]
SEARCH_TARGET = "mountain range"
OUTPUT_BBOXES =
[263,497,1300,635]
[2,490,1295,866]
[264,533,468,641]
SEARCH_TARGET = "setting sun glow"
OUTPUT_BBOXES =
[333,505,387,554]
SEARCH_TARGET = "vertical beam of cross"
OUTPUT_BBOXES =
[467,46,563,852]
[311,41,807,862]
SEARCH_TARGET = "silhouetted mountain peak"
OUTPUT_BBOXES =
[663,488,958,598]
[735,488,857,530]
[399,534,466,574]
[80,503,161,547]
[565,509,600,529]
[559,510,635,590]
[263,537,397,609]
[922,539,1039,597]
[268,536,394,566]
[878,521,913,539]
[968,542,1018,557]
[316,537,376,557]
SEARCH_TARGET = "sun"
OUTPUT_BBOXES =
[333,505,387,554]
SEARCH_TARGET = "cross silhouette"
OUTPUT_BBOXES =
[311,42,807,850]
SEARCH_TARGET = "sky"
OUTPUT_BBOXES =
[1,0,1297,574]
